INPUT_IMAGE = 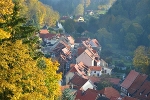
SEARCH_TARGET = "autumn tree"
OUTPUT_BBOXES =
[0,0,62,100]
[0,40,62,100]
[133,46,150,74]
[74,4,84,16]
[0,0,14,40]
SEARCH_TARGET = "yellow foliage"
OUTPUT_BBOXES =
[0,28,11,39]
[0,0,14,22]
[0,40,62,100]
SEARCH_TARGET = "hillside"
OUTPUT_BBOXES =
[20,0,60,27]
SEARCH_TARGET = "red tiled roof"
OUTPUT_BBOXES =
[120,70,139,89]
[89,66,101,71]
[99,87,120,99]
[122,96,138,100]
[108,78,121,85]
[39,33,56,39]
[84,49,95,60]
[133,81,150,100]
[75,89,99,100]
[39,29,49,34]
[88,76,101,83]
[67,62,89,78]
[128,73,148,94]
[60,41,71,49]
[69,73,88,89]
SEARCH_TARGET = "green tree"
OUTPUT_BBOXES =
[64,19,75,33]
[97,28,112,48]
[125,32,137,50]
[74,4,84,16]
[133,46,150,74]
[97,75,112,90]
[61,88,75,100]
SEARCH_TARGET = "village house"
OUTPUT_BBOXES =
[74,37,89,49]
[89,39,101,55]
[99,87,120,100]
[120,70,140,96]
[69,73,96,91]
[120,70,149,100]
[133,80,150,100]
[127,73,148,97]
[75,89,100,100]
[65,62,89,84]
[76,48,100,66]
[75,16,84,22]
[89,66,102,77]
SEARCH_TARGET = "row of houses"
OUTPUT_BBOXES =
[38,29,149,100]
[120,70,150,100]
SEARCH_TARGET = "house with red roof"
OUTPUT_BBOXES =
[76,48,100,66]
[66,62,89,84]
[74,37,89,48]
[120,70,139,96]
[75,89,100,100]
[133,80,150,100]
[127,73,148,96]
[69,73,96,91]
[89,66,102,77]
[99,87,120,100]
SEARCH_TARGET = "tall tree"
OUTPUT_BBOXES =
[0,1,62,99]
[74,4,84,16]
[0,40,62,100]
[133,46,150,74]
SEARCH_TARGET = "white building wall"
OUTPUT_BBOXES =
[90,71,102,77]
[81,80,94,91]
[103,67,112,75]
[76,52,94,66]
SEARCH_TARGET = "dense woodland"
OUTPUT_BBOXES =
[19,0,59,27]
[40,0,116,15]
